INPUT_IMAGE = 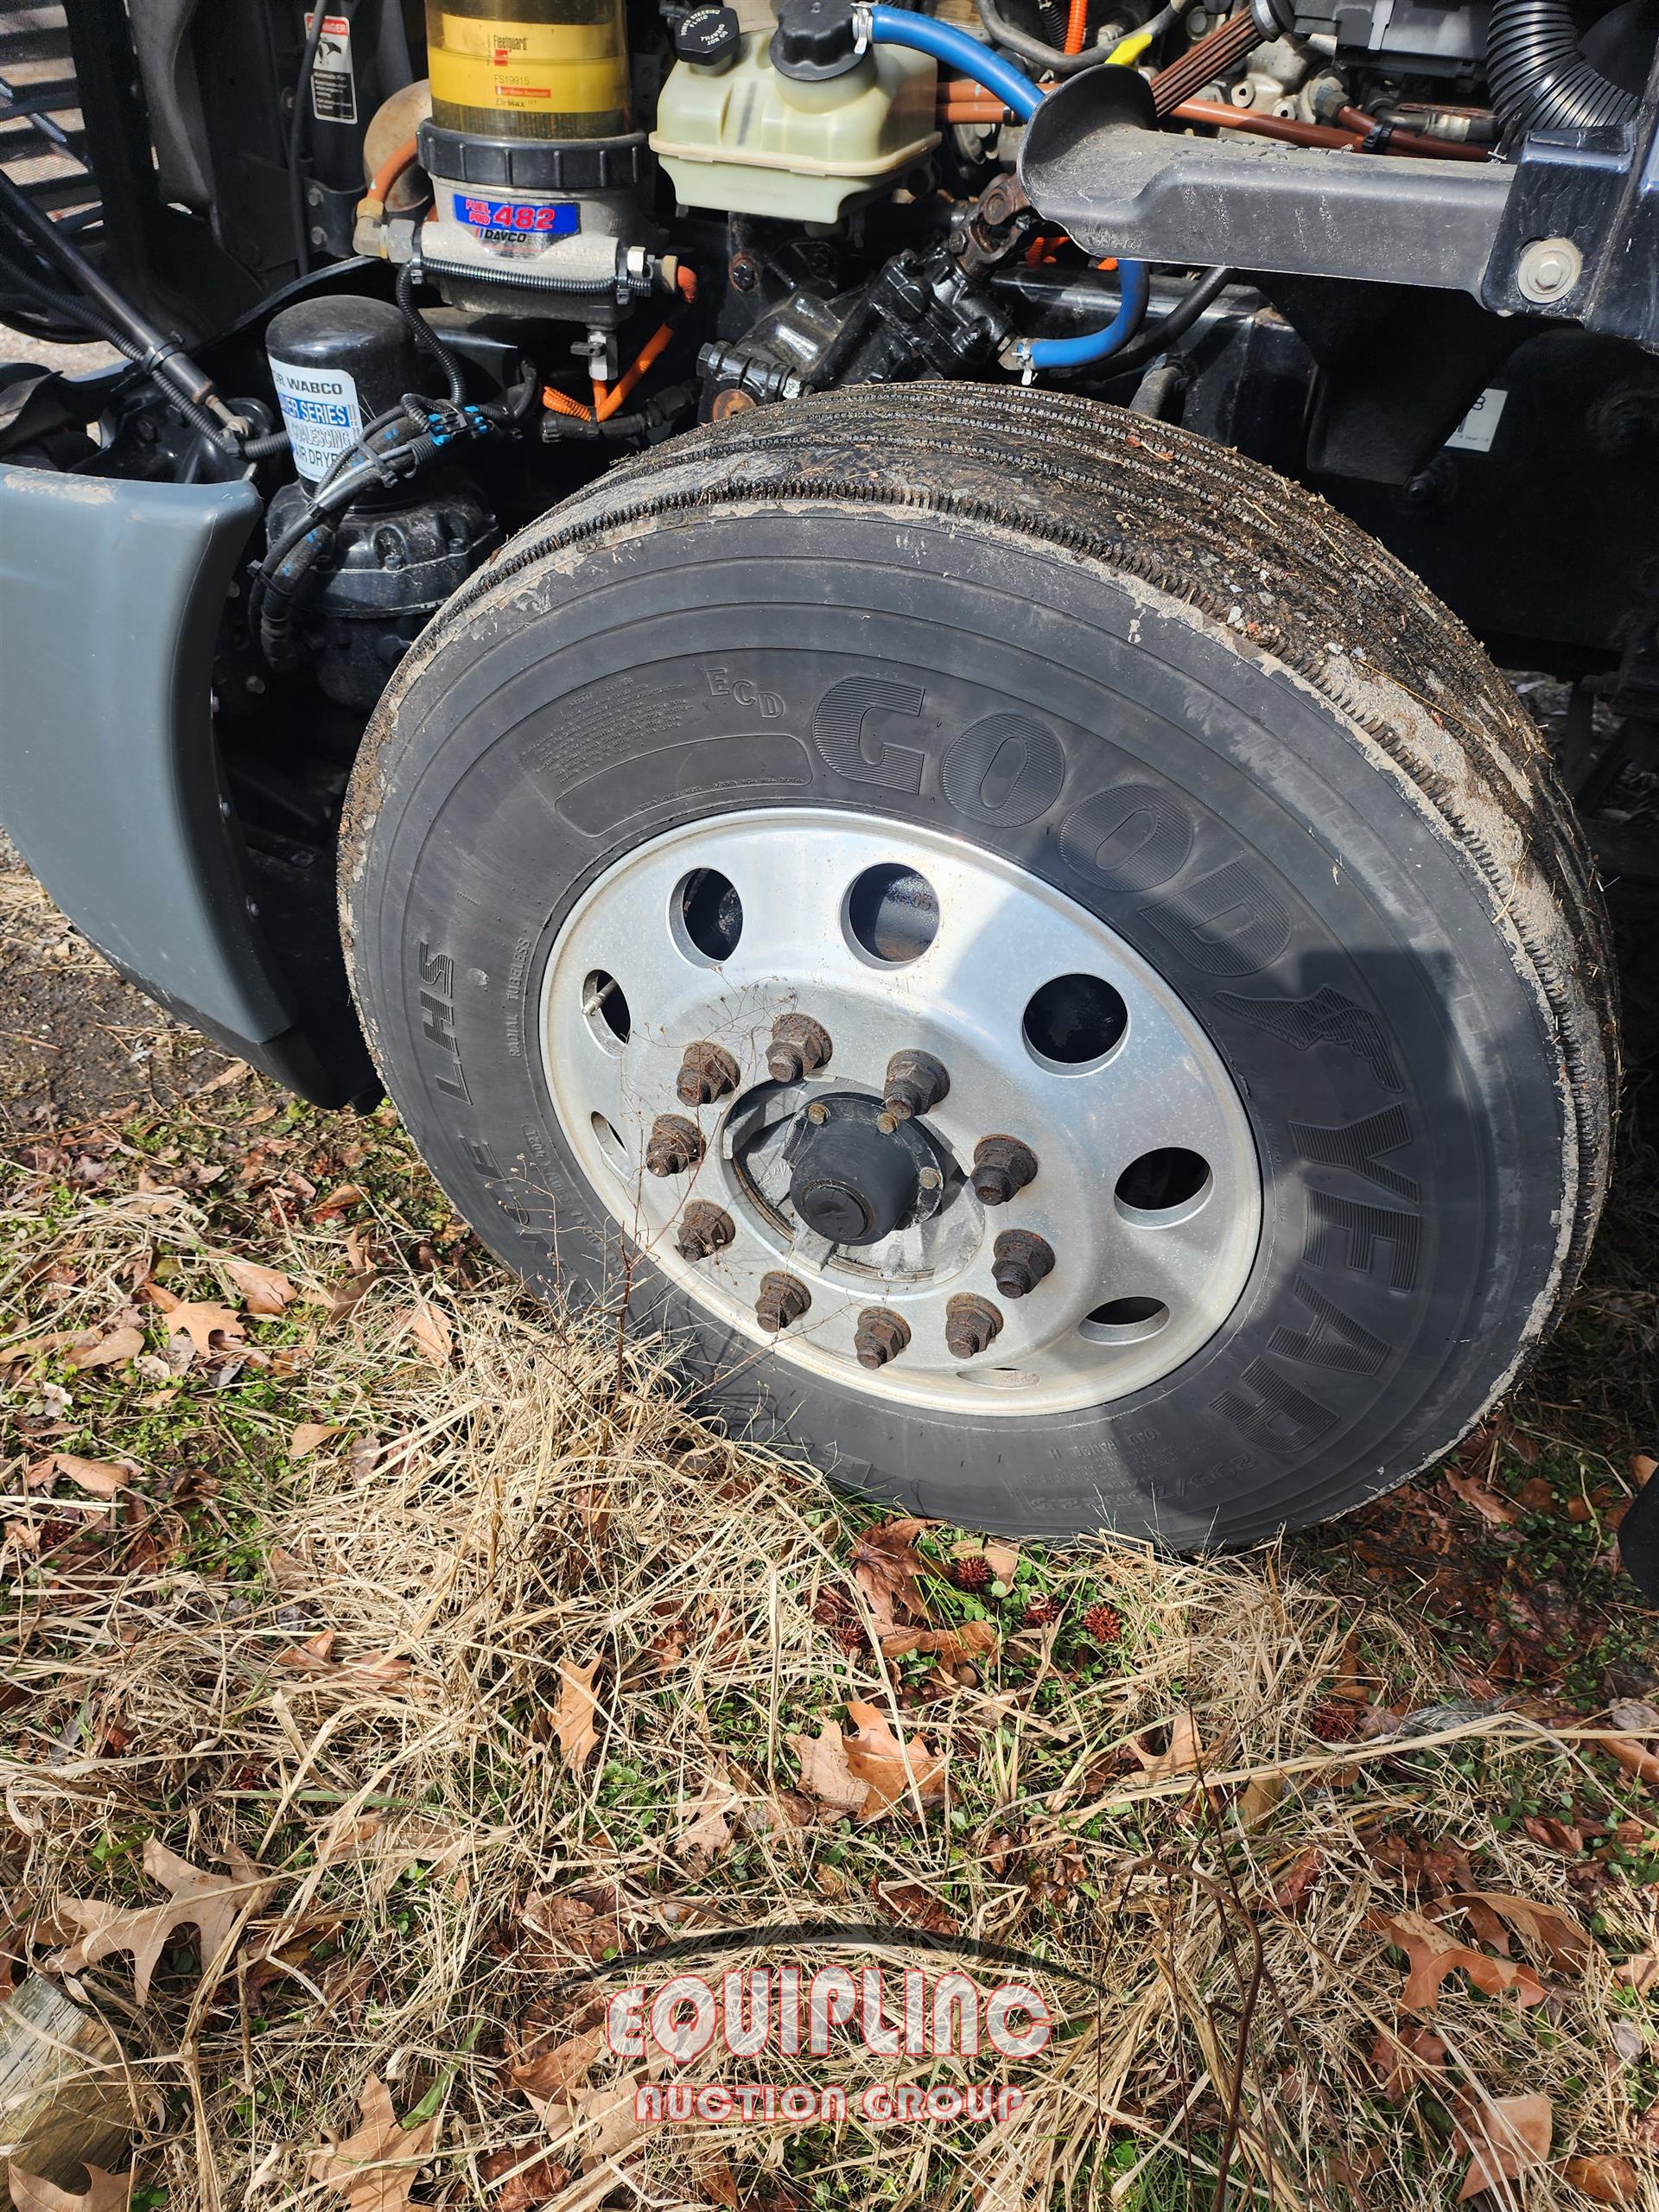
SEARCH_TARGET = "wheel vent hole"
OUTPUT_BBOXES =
[1115,1147,1210,1214]
[675,868,743,963]
[1080,1298,1169,1344]
[582,969,631,1052]
[590,1112,628,1173]
[845,863,939,965]
[1022,973,1128,1067]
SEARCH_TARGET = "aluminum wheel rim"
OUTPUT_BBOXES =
[539,809,1261,1415]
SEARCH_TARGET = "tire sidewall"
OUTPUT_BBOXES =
[346,505,1564,1542]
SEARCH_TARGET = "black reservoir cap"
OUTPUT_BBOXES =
[675,4,742,62]
[770,0,864,79]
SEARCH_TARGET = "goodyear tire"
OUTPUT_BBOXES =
[340,386,1615,1545]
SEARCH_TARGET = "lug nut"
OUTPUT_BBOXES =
[645,1113,704,1177]
[882,1049,950,1122]
[767,1013,833,1084]
[992,1229,1055,1299]
[756,1270,811,1332]
[676,1039,741,1107]
[946,1293,1003,1360]
[677,1201,735,1262]
[971,1135,1038,1207]
[854,1306,912,1370]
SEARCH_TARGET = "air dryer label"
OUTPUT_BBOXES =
[269,355,362,483]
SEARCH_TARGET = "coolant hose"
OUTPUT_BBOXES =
[863,6,1150,363]
[865,5,1044,119]
[1485,0,1640,137]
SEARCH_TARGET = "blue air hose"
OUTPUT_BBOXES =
[864,3,1043,118]
[861,4,1151,367]
[1014,257,1151,367]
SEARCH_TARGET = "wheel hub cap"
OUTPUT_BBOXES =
[539,809,1262,1416]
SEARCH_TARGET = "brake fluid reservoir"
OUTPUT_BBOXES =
[651,32,938,224]
[424,0,630,141]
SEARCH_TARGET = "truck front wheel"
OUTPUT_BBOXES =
[340,386,1614,1545]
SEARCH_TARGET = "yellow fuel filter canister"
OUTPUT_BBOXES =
[425,0,631,143]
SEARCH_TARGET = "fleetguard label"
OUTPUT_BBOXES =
[269,355,362,483]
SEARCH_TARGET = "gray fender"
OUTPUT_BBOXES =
[0,464,370,1105]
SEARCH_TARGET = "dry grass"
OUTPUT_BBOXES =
[1,1174,1656,2212]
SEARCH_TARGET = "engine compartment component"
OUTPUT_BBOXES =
[651,23,938,221]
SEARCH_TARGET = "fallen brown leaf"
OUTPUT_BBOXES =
[676,1769,740,1859]
[276,1635,415,1695]
[852,1516,938,1631]
[289,1421,344,1460]
[510,2024,604,2105]
[1369,2022,1446,2103]
[1444,1467,1522,1527]
[1377,1911,1546,2012]
[54,1837,268,2002]
[312,1184,368,1220]
[1455,2092,1551,2202]
[842,1698,946,1821]
[786,1717,867,1819]
[1614,1951,1659,1993]
[42,1454,129,1500]
[8,2168,131,2212]
[67,1326,143,1371]
[476,2148,570,2211]
[879,1619,999,1664]
[552,1658,601,1770]
[223,1258,297,1313]
[148,1290,245,1360]
[1271,1847,1323,1916]
[309,2073,438,2211]
[1562,2154,1640,2205]
[1630,1453,1656,1489]
[1131,1711,1205,1781]
[1444,1889,1592,1968]
[397,1300,452,1366]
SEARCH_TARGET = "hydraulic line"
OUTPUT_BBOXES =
[1100,262,1234,373]
[1012,256,1150,367]
[864,6,1045,117]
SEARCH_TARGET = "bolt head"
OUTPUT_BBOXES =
[945,1294,1003,1360]
[854,1306,911,1370]
[677,1201,734,1261]
[918,1166,943,1192]
[806,1101,830,1125]
[1517,235,1583,304]
[876,1110,898,1135]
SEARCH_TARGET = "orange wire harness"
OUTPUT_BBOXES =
[1063,0,1090,54]
[542,384,594,420]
